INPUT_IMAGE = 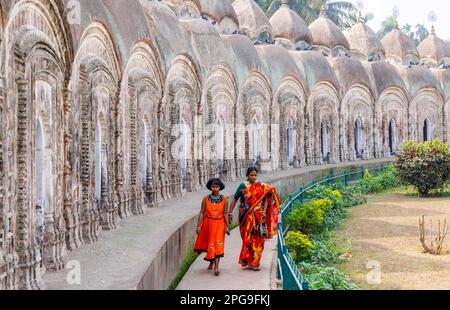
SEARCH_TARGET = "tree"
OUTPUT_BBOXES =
[402,24,429,44]
[414,24,429,44]
[341,11,374,30]
[377,16,396,39]
[377,16,430,44]
[256,0,356,27]
[251,0,272,12]
[402,23,414,40]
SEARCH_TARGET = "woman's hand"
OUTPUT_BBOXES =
[226,226,230,236]
[196,227,201,235]
[228,213,233,224]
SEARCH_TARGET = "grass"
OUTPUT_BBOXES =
[167,240,199,290]
[400,184,450,198]
[333,189,450,290]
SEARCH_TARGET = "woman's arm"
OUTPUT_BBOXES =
[228,198,237,214]
[228,197,239,225]
[196,198,206,235]
[224,198,230,235]
[229,183,245,214]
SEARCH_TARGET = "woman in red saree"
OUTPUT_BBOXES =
[229,166,280,271]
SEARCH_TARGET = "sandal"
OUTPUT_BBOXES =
[214,269,220,276]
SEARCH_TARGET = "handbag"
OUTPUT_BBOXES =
[253,209,269,238]
[258,222,268,238]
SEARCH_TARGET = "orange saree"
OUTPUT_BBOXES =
[237,182,280,268]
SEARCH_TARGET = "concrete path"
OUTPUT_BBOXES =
[176,228,277,290]
[42,158,391,290]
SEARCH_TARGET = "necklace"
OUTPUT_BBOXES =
[208,194,223,204]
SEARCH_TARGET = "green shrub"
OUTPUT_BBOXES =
[378,166,401,189]
[395,140,450,196]
[285,199,332,234]
[285,231,313,262]
[339,186,367,207]
[306,233,350,266]
[354,166,400,195]
[298,262,359,290]
[355,175,383,194]
[305,185,342,202]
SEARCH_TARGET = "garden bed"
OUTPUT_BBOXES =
[284,167,401,290]
[334,189,450,290]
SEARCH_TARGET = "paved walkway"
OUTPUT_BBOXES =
[176,228,277,290]
[42,158,391,290]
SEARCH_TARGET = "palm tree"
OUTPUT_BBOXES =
[414,24,429,44]
[251,0,272,12]
[376,17,430,44]
[261,0,356,27]
[322,1,357,27]
[402,23,415,41]
[341,11,375,30]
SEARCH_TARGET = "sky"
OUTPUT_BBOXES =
[348,0,450,40]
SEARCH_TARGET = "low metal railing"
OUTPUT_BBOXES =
[277,165,386,290]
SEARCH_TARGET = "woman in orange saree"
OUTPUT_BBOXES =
[229,166,280,270]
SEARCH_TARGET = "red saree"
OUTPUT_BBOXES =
[238,182,280,268]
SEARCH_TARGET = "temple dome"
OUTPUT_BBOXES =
[381,27,420,66]
[417,28,450,68]
[346,18,384,62]
[308,7,350,57]
[232,0,273,43]
[162,0,202,19]
[198,0,239,34]
[269,1,312,50]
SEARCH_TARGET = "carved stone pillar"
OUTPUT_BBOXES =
[15,48,42,289]
[79,66,100,245]
[114,90,127,219]
[127,80,144,215]
[62,77,79,248]
[0,80,14,289]
[279,118,288,170]
[304,115,312,166]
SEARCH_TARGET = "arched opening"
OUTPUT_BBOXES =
[354,119,363,159]
[321,120,329,163]
[95,122,102,207]
[179,121,188,191]
[423,118,432,142]
[251,118,261,165]
[35,118,45,268]
[287,119,295,166]
[389,119,397,155]
[216,120,225,175]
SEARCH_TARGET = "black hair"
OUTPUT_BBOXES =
[206,178,225,191]
[246,166,259,177]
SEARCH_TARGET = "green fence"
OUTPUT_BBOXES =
[277,165,386,290]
